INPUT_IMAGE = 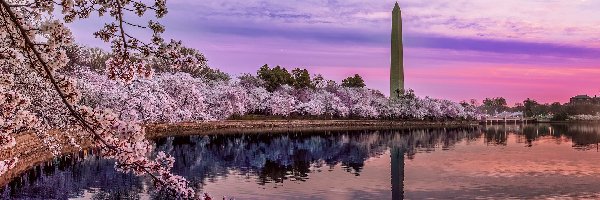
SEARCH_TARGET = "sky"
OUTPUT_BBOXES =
[68,0,600,105]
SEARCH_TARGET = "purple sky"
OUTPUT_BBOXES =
[68,0,600,105]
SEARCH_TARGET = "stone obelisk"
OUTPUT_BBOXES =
[390,2,404,98]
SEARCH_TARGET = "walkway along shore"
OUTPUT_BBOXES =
[0,120,475,186]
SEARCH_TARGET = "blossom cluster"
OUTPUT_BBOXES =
[0,157,17,175]
[77,106,195,197]
[0,73,39,172]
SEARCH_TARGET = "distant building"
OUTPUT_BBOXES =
[569,94,599,104]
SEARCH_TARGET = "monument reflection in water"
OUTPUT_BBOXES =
[3,123,600,199]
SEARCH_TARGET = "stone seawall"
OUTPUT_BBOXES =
[0,120,475,186]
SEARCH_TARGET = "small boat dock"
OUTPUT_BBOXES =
[480,117,536,125]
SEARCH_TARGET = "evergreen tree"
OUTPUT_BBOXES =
[523,98,539,117]
[292,68,312,89]
[341,74,366,88]
[257,64,294,92]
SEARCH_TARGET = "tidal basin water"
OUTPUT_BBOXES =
[4,123,600,199]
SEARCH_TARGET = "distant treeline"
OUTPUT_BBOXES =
[477,97,600,120]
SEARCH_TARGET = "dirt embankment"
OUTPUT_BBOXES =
[0,120,475,186]
[0,130,93,187]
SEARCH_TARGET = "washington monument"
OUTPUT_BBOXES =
[390,2,404,97]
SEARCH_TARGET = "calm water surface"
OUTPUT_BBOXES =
[3,123,600,199]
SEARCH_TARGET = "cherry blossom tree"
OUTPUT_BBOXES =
[267,85,297,116]
[297,90,349,117]
[158,73,210,121]
[203,80,249,120]
[0,0,196,198]
[245,86,270,114]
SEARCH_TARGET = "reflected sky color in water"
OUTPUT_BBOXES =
[3,123,600,199]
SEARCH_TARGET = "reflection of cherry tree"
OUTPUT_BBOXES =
[153,128,477,186]
[1,154,144,199]
[5,127,479,198]
[9,125,600,198]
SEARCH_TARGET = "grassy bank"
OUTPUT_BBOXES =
[145,120,477,139]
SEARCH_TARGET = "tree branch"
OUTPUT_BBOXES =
[0,0,181,196]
